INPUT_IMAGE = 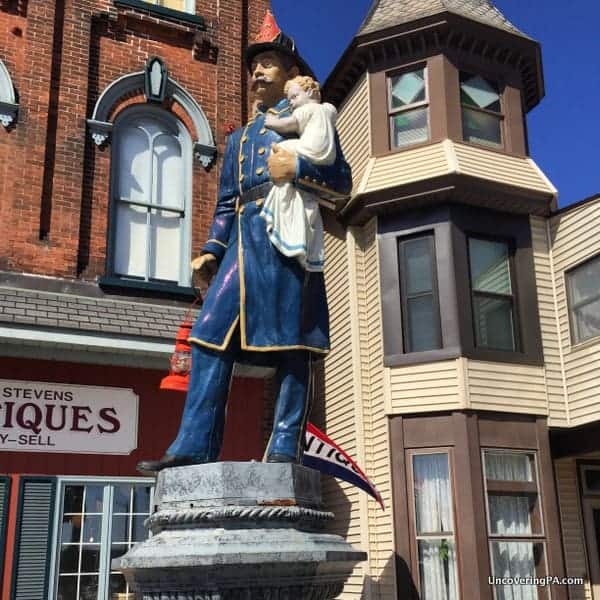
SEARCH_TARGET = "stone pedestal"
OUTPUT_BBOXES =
[114,462,366,599]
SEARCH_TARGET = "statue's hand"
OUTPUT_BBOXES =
[268,144,296,184]
[191,253,218,290]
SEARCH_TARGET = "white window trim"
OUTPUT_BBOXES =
[109,104,193,287]
[48,475,154,600]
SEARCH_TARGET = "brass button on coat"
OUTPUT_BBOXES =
[259,128,267,135]
[239,155,246,163]
[256,167,264,176]
[241,135,248,143]
[258,147,266,155]
[256,198,264,206]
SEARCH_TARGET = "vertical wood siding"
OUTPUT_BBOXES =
[554,459,592,600]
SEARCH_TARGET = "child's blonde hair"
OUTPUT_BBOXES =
[284,75,321,102]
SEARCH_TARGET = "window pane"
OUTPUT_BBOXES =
[109,573,127,595]
[158,0,187,10]
[132,515,147,541]
[59,545,80,573]
[573,298,600,343]
[491,541,539,600]
[489,494,533,535]
[63,485,84,514]
[462,107,502,147]
[57,576,78,600]
[485,452,533,482]
[584,469,600,493]
[133,486,151,514]
[473,295,515,351]
[82,515,102,544]
[79,575,99,600]
[154,133,183,209]
[112,515,130,544]
[84,485,104,513]
[391,107,428,148]
[569,256,600,304]
[390,69,426,108]
[61,514,82,543]
[407,296,439,352]
[460,74,501,112]
[113,486,132,514]
[418,539,458,600]
[81,545,101,573]
[413,454,453,534]
[115,204,148,278]
[149,209,182,282]
[469,238,511,294]
[119,126,151,203]
[404,237,434,295]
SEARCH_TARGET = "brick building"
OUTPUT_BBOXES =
[0,1,268,598]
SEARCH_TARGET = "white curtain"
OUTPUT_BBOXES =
[413,454,458,600]
[492,541,537,600]
[489,495,531,535]
[485,452,532,482]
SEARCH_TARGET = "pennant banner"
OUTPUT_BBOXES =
[303,422,384,509]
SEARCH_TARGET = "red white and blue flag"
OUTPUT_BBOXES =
[303,422,384,509]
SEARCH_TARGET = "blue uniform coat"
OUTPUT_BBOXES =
[189,98,352,354]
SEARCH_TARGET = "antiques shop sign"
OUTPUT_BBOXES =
[0,379,138,454]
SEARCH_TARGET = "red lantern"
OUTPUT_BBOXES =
[160,299,200,392]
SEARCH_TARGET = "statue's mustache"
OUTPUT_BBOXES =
[252,75,273,89]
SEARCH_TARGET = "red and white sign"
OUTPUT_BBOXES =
[0,379,138,455]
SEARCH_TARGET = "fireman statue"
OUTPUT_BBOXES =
[137,11,351,473]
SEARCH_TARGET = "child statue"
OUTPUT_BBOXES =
[263,75,338,271]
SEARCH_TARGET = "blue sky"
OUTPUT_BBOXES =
[272,0,600,207]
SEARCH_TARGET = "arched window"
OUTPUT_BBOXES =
[0,59,18,128]
[109,106,192,287]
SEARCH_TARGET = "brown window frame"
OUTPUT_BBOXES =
[482,449,549,599]
[565,253,600,346]
[466,234,521,353]
[459,71,505,150]
[406,448,461,599]
[386,64,430,151]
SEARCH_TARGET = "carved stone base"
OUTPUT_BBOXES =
[114,462,366,599]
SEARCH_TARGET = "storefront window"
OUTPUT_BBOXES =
[53,480,153,600]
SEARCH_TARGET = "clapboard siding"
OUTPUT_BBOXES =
[387,359,463,414]
[554,459,592,600]
[530,216,568,426]
[452,143,555,194]
[363,142,448,193]
[336,75,371,192]
[355,220,395,597]
[549,198,600,427]
[320,227,366,599]
[466,361,548,415]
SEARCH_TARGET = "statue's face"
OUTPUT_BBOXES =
[251,51,297,108]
